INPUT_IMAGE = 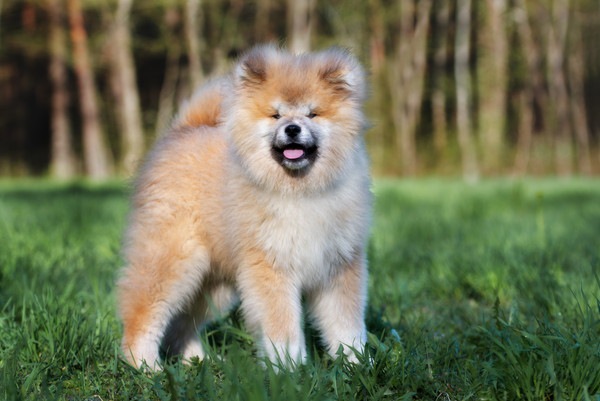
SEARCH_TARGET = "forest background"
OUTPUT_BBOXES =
[1,0,599,179]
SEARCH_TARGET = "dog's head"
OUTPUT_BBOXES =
[224,45,368,194]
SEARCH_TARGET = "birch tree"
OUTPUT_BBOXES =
[545,0,573,175]
[48,0,76,178]
[567,25,592,174]
[68,0,112,179]
[184,0,204,90]
[109,0,144,176]
[287,0,315,53]
[477,0,508,172]
[254,0,271,42]
[431,0,451,159]
[155,7,183,138]
[388,0,432,175]
[513,0,543,175]
[455,0,479,181]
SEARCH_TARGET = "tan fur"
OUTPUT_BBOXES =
[117,45,371,369]
[172,78,225,129]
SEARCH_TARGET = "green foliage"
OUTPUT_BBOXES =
[0,179,599,400]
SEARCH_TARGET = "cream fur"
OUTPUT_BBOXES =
[117,45,371,369]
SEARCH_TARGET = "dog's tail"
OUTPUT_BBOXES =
[172,78,226,130]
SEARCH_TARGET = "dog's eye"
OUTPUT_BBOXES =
[271,113,281,120]
[307,112,317,119]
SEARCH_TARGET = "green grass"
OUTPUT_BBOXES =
[0,179,599,400]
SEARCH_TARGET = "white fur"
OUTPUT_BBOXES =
[240,173,367,286]
[222,143,370,365]
[124,328,161,369]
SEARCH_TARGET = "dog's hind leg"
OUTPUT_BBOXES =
[161,282,239,363]
[117,246,211,369]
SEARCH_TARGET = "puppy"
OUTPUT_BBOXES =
[117,45,372,368]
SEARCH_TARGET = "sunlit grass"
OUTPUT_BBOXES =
[0,179,598,400]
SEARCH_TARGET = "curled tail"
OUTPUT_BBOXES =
[172,78,227,130]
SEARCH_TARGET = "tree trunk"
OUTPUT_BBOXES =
[390,0,414,175]
[367,0,387,172]
[513,90,534,176]
[287,0,315,53]
[184,0,204,90]
[109,0,144,176]
[431,0,450,160]
[254,0,271,42]
[477,0,508,173]
[68,0,112,179]
[0,0,4,44]
[48,0,77,179]
[512,0,545,176]
[567,25,592,174]
[389,0,432,176]
[455,0,479,181]
[546,0,573,175]
[155,7,183,138]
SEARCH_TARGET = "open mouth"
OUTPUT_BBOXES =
[271,143,318,170]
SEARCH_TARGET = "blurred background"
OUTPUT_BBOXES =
[0,0,599,179]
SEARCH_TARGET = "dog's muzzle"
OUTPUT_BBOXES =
[271,123,318,171]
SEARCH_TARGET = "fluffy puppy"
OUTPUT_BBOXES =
[117,45,371,368]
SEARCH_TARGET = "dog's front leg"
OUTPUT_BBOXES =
[307,253,368,363]
[237,257,306,368]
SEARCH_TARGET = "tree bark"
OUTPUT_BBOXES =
[68,0,112,179]
[389,0,432,176]
[254,0,271,42]
[367,0,387,172]
[455,0,479,181]
[287,0,315,53]
[109,0,144,176]
[477,0,508,173]
[513,90,534,176]
[0,0,4,44]
[48,0,77,179]
[184,0,204,90]
[155,7,183,138]
[389,0,414,175]
[545,0,573,175]
[431,0,450,160]
[512,0,544,176]
[567,25,592,174]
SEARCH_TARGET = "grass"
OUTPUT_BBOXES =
[0,178,599,400]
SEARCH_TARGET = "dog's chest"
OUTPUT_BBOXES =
[251,194,363,285]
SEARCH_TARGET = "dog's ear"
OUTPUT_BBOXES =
[318,48,367,100]
[235,45,278,87]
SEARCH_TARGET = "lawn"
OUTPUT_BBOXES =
[0,179,599,400]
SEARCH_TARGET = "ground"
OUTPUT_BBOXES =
[0,178,598,400]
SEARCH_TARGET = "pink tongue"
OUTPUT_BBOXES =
[283,148,305,160]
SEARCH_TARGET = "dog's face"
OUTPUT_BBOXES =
[269,105,319,173]
[224,46,368,194]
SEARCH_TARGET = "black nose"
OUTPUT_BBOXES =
[284,124,301,137]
